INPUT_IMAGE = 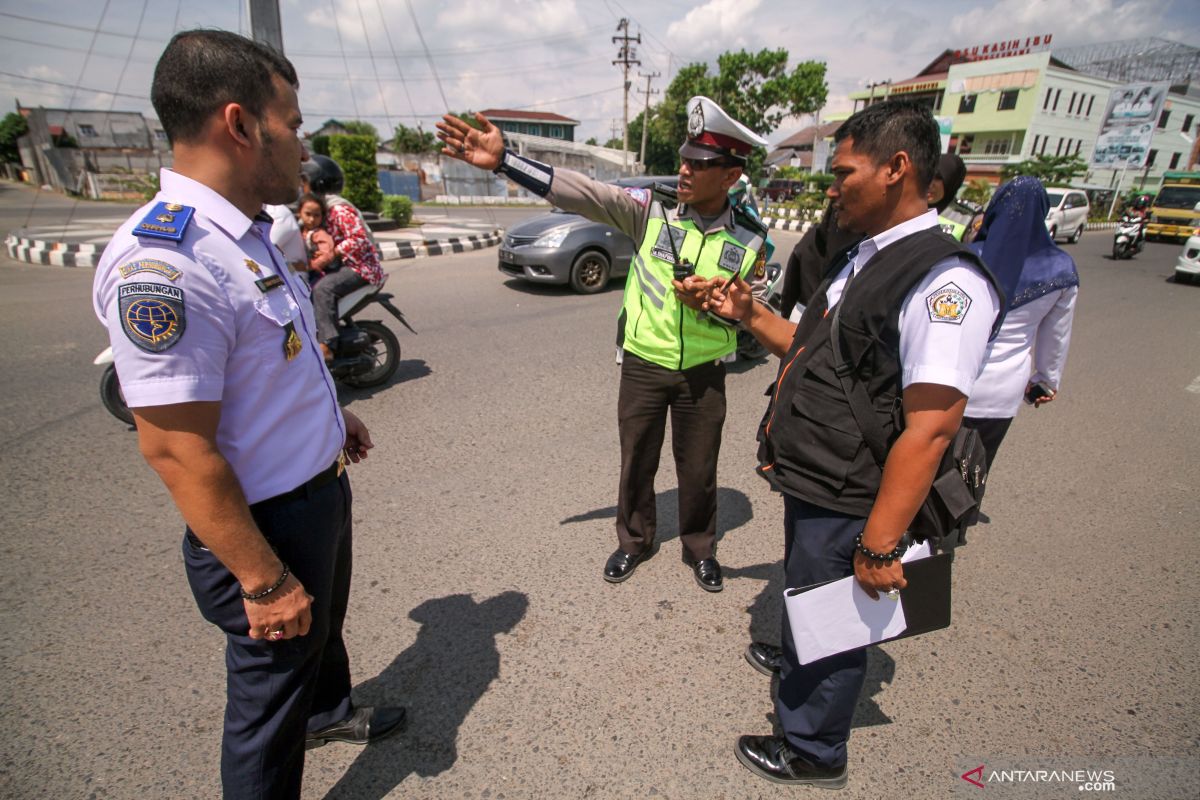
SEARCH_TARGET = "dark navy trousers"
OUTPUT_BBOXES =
[776,494,868,769]
[184,472,354,800]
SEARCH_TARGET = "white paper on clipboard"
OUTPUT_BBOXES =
[784,540,932,665]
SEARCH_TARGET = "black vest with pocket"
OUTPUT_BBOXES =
[757,227,996,517]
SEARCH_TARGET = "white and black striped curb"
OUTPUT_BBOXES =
[4,234,103,267]
[762,218,814,233]
[5,229,503,268]
[376,230,502,260]
[1085,222,1118,231]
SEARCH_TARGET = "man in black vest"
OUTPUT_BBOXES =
[706,100,1000,788]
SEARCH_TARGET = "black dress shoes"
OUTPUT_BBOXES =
[603,549,644,583]
[691,557,723,592]
[744,641,783,676]
[306,706,407,750]
[735,735,848,788]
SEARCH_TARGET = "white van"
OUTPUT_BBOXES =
[1044,189,1090,244]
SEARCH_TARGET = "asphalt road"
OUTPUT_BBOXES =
[1,204,1197,799]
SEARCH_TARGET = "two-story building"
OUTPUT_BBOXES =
[477,109,580,142]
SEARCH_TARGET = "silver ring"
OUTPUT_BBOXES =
[266,629,284,641]
[884,588,900,599]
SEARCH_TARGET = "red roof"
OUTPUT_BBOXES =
[477,109,579,125]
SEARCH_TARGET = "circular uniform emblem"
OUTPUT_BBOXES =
[164,202,184,212]
[688,102,705,138]
[118,283,186,352]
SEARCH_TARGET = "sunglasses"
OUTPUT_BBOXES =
[681,157,735,171]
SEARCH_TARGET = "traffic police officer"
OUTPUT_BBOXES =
[706,100,1000,788]
[92,30,404,799]
[436,98,768,592]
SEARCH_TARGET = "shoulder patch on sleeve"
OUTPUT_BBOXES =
[926,281,972,325]
[718,240,746,272]
[119,283,186,352]
[623,187,651,207]
[134,201,194,243]
[118,258,183,282]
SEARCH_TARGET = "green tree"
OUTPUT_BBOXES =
[329,134,382,212]
[1000,153,1087,184]
[961,178,993,206]
[585,137,598,146]
[452,111,484,130]
[391,123,437,153]
[340,120,379,143]
[0,111,29,163]
[639,49,827,177]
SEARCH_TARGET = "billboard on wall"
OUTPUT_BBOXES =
[1091,82,1170,170]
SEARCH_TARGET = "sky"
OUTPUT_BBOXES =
[2,0,1198,147]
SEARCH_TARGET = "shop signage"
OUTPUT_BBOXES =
[953,34,1052,62]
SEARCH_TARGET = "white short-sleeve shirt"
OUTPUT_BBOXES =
[93,170,345,504]
[824,209,999,398]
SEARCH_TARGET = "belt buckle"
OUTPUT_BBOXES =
[336,451,347,476]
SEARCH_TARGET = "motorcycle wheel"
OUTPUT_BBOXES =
[100,364,135,426]
[341,320,400,388]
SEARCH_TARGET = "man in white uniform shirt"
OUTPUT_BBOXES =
[92,30,403,800]
[706,100,1000,788]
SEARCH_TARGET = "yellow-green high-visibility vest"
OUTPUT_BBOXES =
[620,202,764,370]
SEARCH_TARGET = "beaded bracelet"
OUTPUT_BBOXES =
[854,532,907,563]
[241,563,290,601]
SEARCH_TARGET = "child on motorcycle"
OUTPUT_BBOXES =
[297,193,338,283]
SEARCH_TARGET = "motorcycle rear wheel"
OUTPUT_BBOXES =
[341,320,400,388]
[100,364,135,426]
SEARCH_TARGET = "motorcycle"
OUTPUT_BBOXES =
[735,261,783,361]
[96,274,414,426]
[1112,213,1146,260]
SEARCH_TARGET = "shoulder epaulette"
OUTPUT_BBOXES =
[732,203,769,238]
[650,183,678,210]
[133,201,195,244]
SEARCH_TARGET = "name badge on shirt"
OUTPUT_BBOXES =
[718,241,746,272]
[255,274,285,293]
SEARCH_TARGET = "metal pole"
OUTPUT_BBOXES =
[1107,162,1128,219]
[246,0,284,53]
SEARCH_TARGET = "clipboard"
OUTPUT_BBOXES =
[783,551,952,664]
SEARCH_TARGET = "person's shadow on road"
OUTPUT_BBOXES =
[320,591,529,800]
[559,486,755,554]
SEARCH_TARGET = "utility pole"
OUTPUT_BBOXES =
[637,71,660,172]
[612,18,641,170]
[610,119,621,145]
[246,0,284,53]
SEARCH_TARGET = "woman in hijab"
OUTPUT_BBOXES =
[963,175,1080,471]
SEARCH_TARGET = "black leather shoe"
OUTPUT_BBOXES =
[692,557,723,592]
[745,641,783,676]
[604,549,643,583]
[735,735,847,788]
[306,706,407,750]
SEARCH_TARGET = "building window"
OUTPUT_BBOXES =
[1170,152,1181,169]
[1055,138,1063,156]
[1086,95,1095,117]
[153,130,167,141]
[1040,136,1049,155]
[1043,87,1053,110]
[1068,92,1078,114]
[1147,149,1157,166]
[77,123,98,137]
[1052,89,1061,111]
[526,124,541,136]
[1075,140,1083,156]
[998,89,1019,111]
[983,137,1012,155]
[1031,134,1040,155]
[958,94,977,113]
[549,126,563,138]
[1184,114,1194,133]
[958,134,975,155]
[1158,110,1170,129]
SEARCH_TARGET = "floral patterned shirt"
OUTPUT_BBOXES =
[324,200,384,284]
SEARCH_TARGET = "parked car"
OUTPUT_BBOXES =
[1044,188,1090,244]
[761,179,804,203]
[498,176,678,294]
[1176,233,1200,285]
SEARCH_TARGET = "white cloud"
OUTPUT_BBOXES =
[666,0,760,61]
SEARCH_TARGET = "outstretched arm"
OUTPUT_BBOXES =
[436,113,504,171]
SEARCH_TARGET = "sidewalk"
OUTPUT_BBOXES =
[4,208,501,268]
